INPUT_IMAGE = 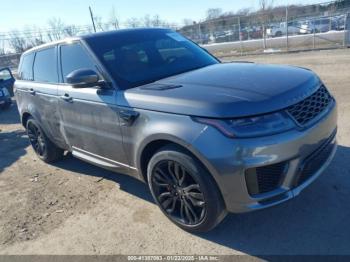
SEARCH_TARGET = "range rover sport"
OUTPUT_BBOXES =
[15,28,337,232]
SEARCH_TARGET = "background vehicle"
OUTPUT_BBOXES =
[240,26,263,40]
[14,29,337,232]
[300,17,337,34]
[0,67,14,109]
[267,21,301,37]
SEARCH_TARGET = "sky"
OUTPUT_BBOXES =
[0,0,331,32]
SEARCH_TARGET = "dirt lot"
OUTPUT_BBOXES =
[0,49,349,256]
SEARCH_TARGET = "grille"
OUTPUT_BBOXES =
[246,162,288,195]
[296,131,336,186]
[287,85,333,126]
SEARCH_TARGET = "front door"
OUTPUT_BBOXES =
[57,42,130,172]
[0,68,15,96]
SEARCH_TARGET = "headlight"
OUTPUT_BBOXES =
[192,112,296,138]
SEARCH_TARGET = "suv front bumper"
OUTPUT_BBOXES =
[192,103,337,213]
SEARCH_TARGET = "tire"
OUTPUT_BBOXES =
[147,145,227,233]
[26,117,64,163]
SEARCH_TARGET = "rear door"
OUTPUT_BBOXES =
[57,42,129,172]
[31,46,65,147]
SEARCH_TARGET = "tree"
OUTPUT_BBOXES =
[126,17,141,28]
[64,25,79,37]
[47,18,65,41]
[258,0,274,48]
[23,26,45,48]
[8,30,28,53]
[143,15,152,27]
[109,6,120,29]
[152,15,162,27]
[206,8,223,20]
[236,8,251,16]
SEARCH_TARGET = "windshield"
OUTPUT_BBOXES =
[85,29,219,89]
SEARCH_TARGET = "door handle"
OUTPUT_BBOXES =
[29,88,36,95]
[60,94,73,102]
[119,109,139,126]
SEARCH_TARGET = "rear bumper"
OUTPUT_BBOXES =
[192,103,337,213]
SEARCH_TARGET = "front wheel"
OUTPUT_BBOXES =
[147,146,227,233]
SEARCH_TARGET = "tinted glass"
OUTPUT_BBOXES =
[60,43,96,82]
[19,53,35,81]
[33,48,58,83]
[85,30,218,89]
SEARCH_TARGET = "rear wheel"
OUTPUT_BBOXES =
[147,146,227,233]
[26,117,64,163]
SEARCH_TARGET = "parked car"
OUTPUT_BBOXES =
[240,26,263,40]
[215,30,239,43]
[335,15,346,31]
[300,17,336,34]
[267,21,301,37]
[0,67,14,109]
[15,29,337,232]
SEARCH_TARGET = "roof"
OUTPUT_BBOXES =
[81,27,170,40]
[22,28,171,56]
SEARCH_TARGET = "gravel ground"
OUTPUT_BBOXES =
[0,49,349,256]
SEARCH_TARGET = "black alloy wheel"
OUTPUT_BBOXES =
[151,160,206,225]
[147,146,227,232]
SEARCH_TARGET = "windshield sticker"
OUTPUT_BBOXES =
[167,33,187,42]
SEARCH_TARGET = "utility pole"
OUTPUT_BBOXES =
[286,6,289,51]
[238,16,243,55]
[89,6,97,33]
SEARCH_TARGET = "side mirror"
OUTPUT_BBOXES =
[66,69,101,88]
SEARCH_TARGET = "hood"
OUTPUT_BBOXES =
[120,63,321,118]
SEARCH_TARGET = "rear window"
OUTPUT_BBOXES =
[33,47,58,83]
[19,53,35,81]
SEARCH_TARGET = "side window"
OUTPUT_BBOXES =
[18,53,35,81]
[60,43,96,83]
[33,47,58,83]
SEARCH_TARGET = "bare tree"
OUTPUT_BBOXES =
[64,25,79,37]
[152,15,162,27]
[236,8,251,16]
[259,0,274,48]
[206,8,223,42]
[109,6,120,29]
[47,18,66,41]
[23,26,45,48]
[126,17,141,28]
[143,15,152,27]
[93,16,107,32]
[206,8,223,20]
[8,30,28,53]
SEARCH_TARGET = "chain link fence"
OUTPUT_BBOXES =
[179,4,350,57]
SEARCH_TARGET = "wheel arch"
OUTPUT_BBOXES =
[21,111,32,128]
[137,136,222,194]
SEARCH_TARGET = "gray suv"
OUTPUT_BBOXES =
[15,29,337,232]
